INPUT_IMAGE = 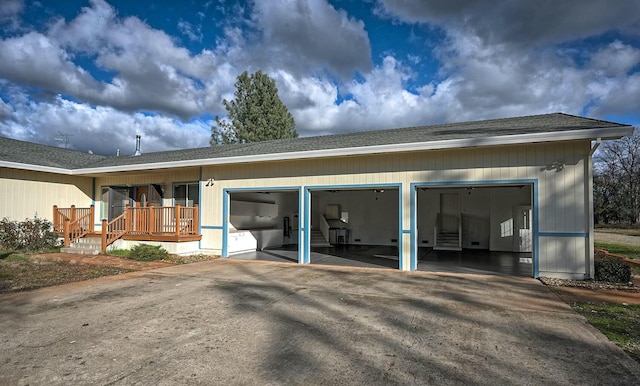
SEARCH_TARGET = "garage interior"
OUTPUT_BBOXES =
[228,184,533,277]
[307,187,400,268]
[416,184,534,276]
[227,190,300,261]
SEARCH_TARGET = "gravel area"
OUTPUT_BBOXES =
[540,277,640,292]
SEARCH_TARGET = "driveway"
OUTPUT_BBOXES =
[1,260,639,385]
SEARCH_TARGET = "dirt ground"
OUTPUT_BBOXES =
[32,252,178,271]
[28,252,640,306]
[2,260,640,385]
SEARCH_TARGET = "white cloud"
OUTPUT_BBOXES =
[178,19,203,42]
[251,0,372,77]
[0,0,232,120]
[375,0,640,47]
[0,93,211,155]
[0,31,102,98]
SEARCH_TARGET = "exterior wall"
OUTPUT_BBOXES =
[109,239,202,256]
[92,167,200,226]
[197,140,592,278]
[0,167,93,222]
[1,138,596,279]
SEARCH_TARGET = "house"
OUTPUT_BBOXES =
[0,113,633,279]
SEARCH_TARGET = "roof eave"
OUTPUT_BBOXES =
[0,161,73,175]
[70,125,634,175]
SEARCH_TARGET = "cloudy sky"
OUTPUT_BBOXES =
[1,0,639,156]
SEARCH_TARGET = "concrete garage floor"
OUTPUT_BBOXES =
[1,260,639,385]
[232,245,533,277]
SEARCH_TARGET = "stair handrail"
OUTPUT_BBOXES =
[54,205,94,247]
[319,214,330,243]
[64,206,95,247]
[101,207,130,253]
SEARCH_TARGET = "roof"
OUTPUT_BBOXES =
[0,136,106,170]
[0,113,634,175]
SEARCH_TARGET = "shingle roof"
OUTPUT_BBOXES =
[0,136,106,169]
[85,112,631,168]
[0,113,632,172]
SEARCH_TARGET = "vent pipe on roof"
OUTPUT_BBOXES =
[134,135,141,156]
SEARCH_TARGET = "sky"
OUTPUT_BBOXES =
[0,0,639,156]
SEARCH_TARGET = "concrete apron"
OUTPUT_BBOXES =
[1,259,639,385]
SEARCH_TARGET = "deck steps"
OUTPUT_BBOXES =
[60,236,102,255]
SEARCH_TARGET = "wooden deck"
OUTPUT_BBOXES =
[55,205,200,253]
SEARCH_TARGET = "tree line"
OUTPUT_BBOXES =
[594,129,640,225]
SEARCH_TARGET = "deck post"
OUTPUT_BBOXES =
[89,205,95,233]
[53,205,59,231]
[63,218,70,247]
[125,206,131,233]
[70,205,76,223]
[193,204,199,235]
[101,219,107,253]
[175,205,181,236]
[149,206,155,234]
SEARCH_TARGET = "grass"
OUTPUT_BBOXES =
[106,248,130,256]
[0,253,132,293]
[108,246,217,265]
[595,241,640,260]
[572,303,640,362]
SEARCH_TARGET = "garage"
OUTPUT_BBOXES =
[225,189,301,263]
[304,185,401,269]
[414,183,534,276]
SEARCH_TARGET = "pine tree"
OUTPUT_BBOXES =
[211,70,297,145]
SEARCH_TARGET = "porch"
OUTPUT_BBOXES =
[53,205,201,254]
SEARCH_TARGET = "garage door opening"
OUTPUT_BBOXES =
[415,184,534,277]
[226,190,300,263]
[307,186,400,269]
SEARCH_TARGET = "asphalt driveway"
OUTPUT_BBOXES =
[1,260,639,385]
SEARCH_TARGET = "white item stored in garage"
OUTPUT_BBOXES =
[228,230,258,254]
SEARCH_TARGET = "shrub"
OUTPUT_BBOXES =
[0,217,60,252]
[128,244,169,261]
[594,255,632,284]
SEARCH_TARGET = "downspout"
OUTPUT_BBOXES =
[586,137,601,279]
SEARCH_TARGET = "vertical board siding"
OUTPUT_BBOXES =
[0,169,92,222]
[194,140,591,275]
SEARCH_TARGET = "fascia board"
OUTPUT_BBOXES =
[71,125,634,175]
[0,161,73,174]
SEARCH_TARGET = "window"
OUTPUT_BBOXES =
[173,182,199,207]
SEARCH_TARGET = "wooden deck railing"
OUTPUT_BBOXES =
[101,212,128,253]
[128,205,199,236]
[102,205,198,252]
[55,205,199,253]
[53,205,94,247]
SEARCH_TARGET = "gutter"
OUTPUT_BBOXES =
[0,161,73,175]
